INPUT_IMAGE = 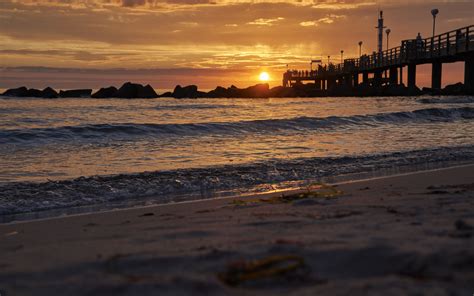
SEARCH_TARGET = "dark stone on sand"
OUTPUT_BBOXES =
[2,86,29,97]
[59,89,92,98]
[92,86,118,98]
[116,82,158,98]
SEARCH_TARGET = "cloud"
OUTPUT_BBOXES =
[311,2,376,10]
[300,13,346,26]
[247,17,284,26]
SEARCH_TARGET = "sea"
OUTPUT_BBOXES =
[1,95,474,221]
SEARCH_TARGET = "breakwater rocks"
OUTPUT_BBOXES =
[2,81,472,99]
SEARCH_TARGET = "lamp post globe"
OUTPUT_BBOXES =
[385,29,391,50]
[431,8,439,37]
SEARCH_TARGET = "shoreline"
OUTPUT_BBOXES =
[3,162,474,226]
[1,164,473,295]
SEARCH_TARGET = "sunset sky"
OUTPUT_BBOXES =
[1,0,473,90]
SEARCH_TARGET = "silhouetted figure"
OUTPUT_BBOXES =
[416,33,425,55]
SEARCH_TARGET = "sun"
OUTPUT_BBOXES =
[259,72,270,82]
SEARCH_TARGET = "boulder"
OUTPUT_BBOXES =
[238,83,270,98]
[137,84,159,98]
[2,86,28,97]
[159,91,173,98]
[59,89,92,98]
[25,88,43,97]
[116,82,158,98]
[42,87,58,98]
[206,86,229,98]
[442,82,464,95]
[92,86,118,98]
[2,86,59,98]
[173,85,200,98]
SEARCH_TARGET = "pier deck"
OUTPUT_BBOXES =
[283,25,474,93]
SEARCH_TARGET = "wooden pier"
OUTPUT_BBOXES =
[283,25,474,94]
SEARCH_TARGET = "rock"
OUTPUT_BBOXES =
[159,92,173,98]
[2,87,28,97]
[2,86,59,98]
[206,86,230,98]
[442,82,464,95]
[238,83,270,98]
[116,82,158,98]
[92,86,118,98]
[138,84,159,98]
[25,88,43,97]
[173,85,200,98]
[59,89,92,98]
[269,86,293,97]
[42,87,58,98]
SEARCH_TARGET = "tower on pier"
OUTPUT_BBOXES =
[376,11,386,53]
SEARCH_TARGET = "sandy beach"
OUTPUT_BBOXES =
[1,165,473,295]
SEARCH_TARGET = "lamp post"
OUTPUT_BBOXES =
[385,29,391,50]
[358,41,363,57]
[340,50,344,64]
[431,8,439,37]
[327,55,330,65]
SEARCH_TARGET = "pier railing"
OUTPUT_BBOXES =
[284,25,473,83]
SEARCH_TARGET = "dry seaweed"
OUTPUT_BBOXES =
[218,254,306,286]
[231,183,343,206]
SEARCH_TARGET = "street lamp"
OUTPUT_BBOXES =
[385,29,391,50]
[431,8,439,37]
[358,41,363,57]
[327,55,330,65]
[340,50,344,63]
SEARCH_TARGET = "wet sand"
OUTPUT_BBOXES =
[1,165,474,295]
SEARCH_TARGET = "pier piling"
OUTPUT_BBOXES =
[465,54,474,94]
[432,62,442,89]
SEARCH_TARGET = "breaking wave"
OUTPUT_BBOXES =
[1,107,473,144]
[0,145,473,219]
[418,97,474,104]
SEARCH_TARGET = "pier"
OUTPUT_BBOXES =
[283,25,474,94]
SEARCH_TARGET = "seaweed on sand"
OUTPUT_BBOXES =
[218,255,307,286]
[231,183,343,206]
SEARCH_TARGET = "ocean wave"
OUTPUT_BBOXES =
[0,145,473,218]
[1,107,473,144]
[154,103,236,110]
[418,97,474,104]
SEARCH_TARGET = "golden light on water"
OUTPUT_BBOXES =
[259,72,270,82]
